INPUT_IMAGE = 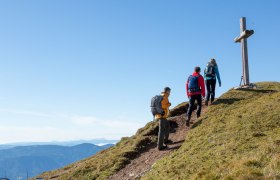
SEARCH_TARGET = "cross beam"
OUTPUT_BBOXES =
[234,17,254,86]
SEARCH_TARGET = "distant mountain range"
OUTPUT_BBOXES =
[0,138,118,150]
[0,142,115,180]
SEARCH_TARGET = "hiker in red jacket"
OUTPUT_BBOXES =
[186,66,205,127]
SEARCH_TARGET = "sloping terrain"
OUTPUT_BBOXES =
[143,82,280,179]
[35,101,197,180]
[108,114,188,180]
[36,82,280,180]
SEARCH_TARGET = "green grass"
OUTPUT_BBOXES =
[143,82,280,180]
[37,82,280,180]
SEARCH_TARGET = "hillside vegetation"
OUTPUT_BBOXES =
[36,117,160,179]
[37,82,280,180]
[143,82,280,179]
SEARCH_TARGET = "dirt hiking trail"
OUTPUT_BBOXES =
[109,104,207,180]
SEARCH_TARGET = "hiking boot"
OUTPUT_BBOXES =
[205,100,208,106]
[158,145,167,151]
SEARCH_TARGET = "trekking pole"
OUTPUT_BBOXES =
[239,76,243,86]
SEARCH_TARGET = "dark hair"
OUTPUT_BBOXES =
[209,58,217,66]
[194,66,201,73]
[163,87,171,93]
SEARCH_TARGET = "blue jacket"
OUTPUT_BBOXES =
[204,65,221,86]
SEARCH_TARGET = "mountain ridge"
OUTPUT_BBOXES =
[0,143,113,180]
[35,82,280,179]
[0,139,118,150]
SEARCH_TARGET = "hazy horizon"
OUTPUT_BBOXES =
[0,1,279,143]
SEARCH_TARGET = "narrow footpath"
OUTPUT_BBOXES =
[109,104,207,180]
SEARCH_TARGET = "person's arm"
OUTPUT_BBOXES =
[199,75,206,97]
[215,66,221,86]
[204,67,207,79]
[186,79,190,98]
[167,97,171,116]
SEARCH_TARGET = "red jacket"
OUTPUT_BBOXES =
[186,72,205,97]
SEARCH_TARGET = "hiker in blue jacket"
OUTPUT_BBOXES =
[204,58,221,105]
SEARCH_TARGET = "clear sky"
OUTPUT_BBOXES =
[0,1,279,144]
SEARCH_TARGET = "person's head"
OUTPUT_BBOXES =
[163,87,171,95]
[194,66,201,73]
[209,58,217,66]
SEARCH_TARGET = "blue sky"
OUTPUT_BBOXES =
[0,1,279,144]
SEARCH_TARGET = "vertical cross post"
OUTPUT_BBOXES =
[234,17,254,86]
[240,17,250,85]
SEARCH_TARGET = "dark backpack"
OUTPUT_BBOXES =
[188,75,201,93]
[151,95,163,116]
[205,65,215,78]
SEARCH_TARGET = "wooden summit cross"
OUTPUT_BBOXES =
[234,17,254,86]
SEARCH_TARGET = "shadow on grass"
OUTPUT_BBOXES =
[170,140,185,145]
[237,89,277,94]
[167,145,181,151]
[146,140,184,152]
[212,98,242,105]
[211,89,277,106]
[159,140,185,151]
[191,119,203,129]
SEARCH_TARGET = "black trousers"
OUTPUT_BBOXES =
[187,94,202,118]
[206,79,216,102]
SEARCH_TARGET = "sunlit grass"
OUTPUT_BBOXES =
[36,82,280,180]
[143,82,280,179]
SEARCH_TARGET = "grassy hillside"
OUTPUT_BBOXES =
[35,118,160,179]
[143,82,280,179]
[36,82,280,180]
